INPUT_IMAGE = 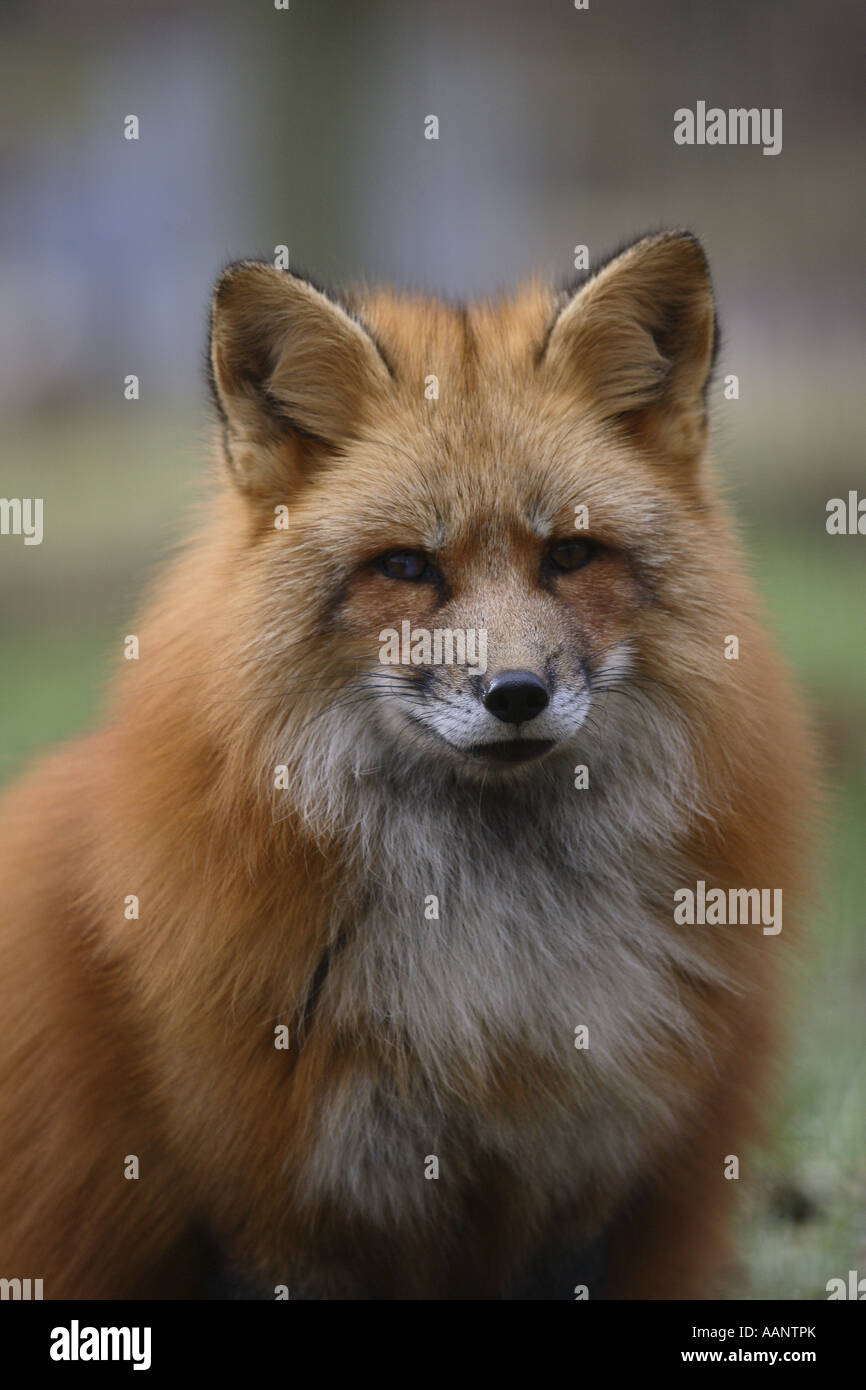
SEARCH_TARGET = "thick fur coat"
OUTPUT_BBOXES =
[0,232,813,1298]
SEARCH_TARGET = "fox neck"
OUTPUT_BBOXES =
[277,691,731,1062]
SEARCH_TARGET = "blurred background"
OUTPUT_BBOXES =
[1,0,863,1298]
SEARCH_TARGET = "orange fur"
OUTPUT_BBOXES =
[0,233,814,1299]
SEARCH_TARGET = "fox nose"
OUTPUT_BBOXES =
[483,670,550,725]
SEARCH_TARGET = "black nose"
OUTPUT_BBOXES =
[483,669,550,725]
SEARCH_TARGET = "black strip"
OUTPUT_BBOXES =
[296,926,350,1047]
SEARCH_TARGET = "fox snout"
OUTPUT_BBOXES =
[375,637,595,769]
[482,669,551,724]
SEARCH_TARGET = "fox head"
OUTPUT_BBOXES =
[204,231,737,836]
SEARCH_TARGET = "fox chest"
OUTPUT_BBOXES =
[290,885,699,1230]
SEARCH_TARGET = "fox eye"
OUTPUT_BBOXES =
[379,549,433,582]
[548,538,594,571]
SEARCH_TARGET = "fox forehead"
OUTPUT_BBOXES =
[344,281,557,380]
[280,296,590,535]
[299,397,677,564]
[210,233,716,557]
[301,287,679,550]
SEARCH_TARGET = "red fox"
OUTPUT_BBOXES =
[0,231,813,1299]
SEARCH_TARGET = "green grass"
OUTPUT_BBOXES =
[0,623,117,781]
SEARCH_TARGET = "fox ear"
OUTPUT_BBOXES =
[539,231,717,468]
[209,262,392,493]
